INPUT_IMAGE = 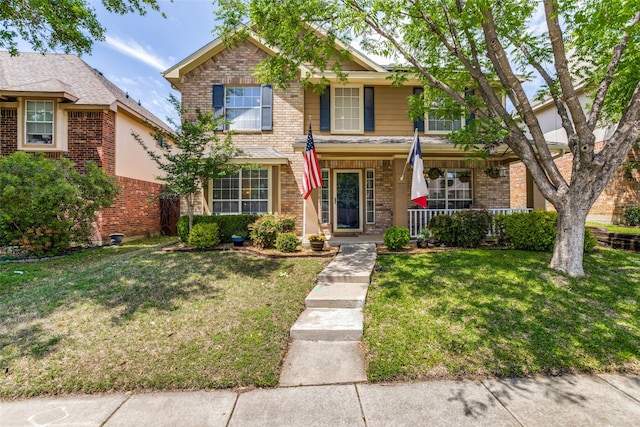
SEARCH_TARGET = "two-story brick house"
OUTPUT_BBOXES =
[163,33,544,238]
[0,51,170,242]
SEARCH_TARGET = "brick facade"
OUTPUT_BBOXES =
[509,142,640,223]
[0,109,18,157]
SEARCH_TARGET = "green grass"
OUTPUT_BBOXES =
[364,248,640,382]
[587,222,640,234]
[0,240,331,398]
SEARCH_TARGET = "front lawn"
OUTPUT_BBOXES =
[587,222,640,234]
[0,240,331,398]
[364,248,640,381]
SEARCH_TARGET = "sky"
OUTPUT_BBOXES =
[15,0,547,125]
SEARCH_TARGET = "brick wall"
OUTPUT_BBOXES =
[0,108,18,157]
[509,162,528,208]
[66,111,115,174]
[100,176,163,241]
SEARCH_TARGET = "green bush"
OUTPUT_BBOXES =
[177,214,259,243]
[276,232,300,253]
[497,210,597,252]
[622,206,640,226]
[429,210,491,247]
[249,214,297,249]
[188,222,220,249]
[383,226,410,251]
[0,152,118,256]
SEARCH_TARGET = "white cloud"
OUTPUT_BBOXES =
[105,35,169,71]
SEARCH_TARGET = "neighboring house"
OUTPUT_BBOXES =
[0,51,171,242]
[510,86,640,224]
[163,33,555,238]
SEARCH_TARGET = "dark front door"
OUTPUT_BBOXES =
[334,170,362,232]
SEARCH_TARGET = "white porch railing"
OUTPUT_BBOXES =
[408,208,533,238]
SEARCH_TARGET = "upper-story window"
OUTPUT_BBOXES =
[320,86,374,134]
[212,84,272,131]
[25,100,54,144]
[413,87,465,134]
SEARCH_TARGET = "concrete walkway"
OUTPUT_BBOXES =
[2,374,639,426]
[280,243,377,386]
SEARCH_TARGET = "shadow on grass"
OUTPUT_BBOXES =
[368,249,640,379]
[0,249,288,364]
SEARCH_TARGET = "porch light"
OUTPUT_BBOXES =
[499,166,507,177]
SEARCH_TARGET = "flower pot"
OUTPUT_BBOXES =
[109,233,124,245]
[232,238,244,247]
[310,241,325,251]
[416,239,429,249]
[459,176,471,183]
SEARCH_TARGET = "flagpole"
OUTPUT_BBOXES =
[302,115,312,241]
[400,128,418,181]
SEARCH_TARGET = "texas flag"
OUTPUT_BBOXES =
[406,130,428,208]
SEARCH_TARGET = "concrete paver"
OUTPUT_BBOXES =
[228,385,364,427]
[104,391,237,427]
[279,341,367,386]
[483,374,640,426]
[0,394,127,427]
[289,308,363,341]
[305,282,369,308]
[357,381,519,427]
[597,373,640,401]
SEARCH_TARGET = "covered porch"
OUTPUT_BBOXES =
[408,208,532,238]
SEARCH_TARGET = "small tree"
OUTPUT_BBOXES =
[133,95,239,234]
[0,152,119,255]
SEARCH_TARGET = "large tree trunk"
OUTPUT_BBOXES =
[549,200,590,277]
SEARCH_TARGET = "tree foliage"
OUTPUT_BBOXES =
[215,0,640,276]
[0,152,119,256]
[133,95,239,232]
[0,0,163,55]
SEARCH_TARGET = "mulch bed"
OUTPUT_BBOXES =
[162,242,339,258]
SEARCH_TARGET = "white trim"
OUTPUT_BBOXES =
[331,85,364,134]
[365,168,375,224]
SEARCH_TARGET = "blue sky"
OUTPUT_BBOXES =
[85,0,220,123]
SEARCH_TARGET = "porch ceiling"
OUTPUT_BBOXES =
[292,135,568,163]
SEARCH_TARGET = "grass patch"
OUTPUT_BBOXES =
[365,248,640,382]
[0,241,330,398]
[587,222,640,234]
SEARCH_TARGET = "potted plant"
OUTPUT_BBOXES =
[425,167,443,180]
[416,228,432,248]
[308,234,326,251]
[109,233,124,245]
[231,231,247,247]
[458,170,471,183]
[484,167,501,179]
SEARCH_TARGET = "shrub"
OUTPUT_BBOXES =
[383,226,410,251]
[622,206,640,226]
[188,222,220,249]
[177,214,259,243]
[428,210,491,247]
[0,152,118,256]
[249,214,297,249]
[276,232,300,253]
[498,210,596,252]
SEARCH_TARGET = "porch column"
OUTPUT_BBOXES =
[393,158,409,228]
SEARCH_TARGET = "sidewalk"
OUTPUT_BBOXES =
[2,374,639,426]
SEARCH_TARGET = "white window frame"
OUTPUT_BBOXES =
[25,100,55,145]
[320,168,330,224]
[210,167,271,214]
[365,168,375,224]
[224,86,262,131]
[331,85,364,134]
[426,169,473,209]
[426,110,464,134]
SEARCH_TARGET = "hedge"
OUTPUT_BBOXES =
[177,214,260,243]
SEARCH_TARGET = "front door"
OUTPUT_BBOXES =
[333,170,362,232]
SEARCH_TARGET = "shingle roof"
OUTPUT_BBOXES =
[0,51,170,131]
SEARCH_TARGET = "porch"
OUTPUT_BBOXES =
[408,208,532,238]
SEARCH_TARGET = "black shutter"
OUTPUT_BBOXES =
[212,84,225,130]
[319,86,330,131]
[364,86,374,131]
[413,87,425,132]
[261,84,272,131]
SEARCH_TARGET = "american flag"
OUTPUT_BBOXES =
[301,123,322,199]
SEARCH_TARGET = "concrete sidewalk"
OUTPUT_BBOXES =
[2,374,639,426]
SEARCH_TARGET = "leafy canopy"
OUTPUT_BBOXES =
[0,0,163,55]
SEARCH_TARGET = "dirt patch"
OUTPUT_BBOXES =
[163,242,339,258]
